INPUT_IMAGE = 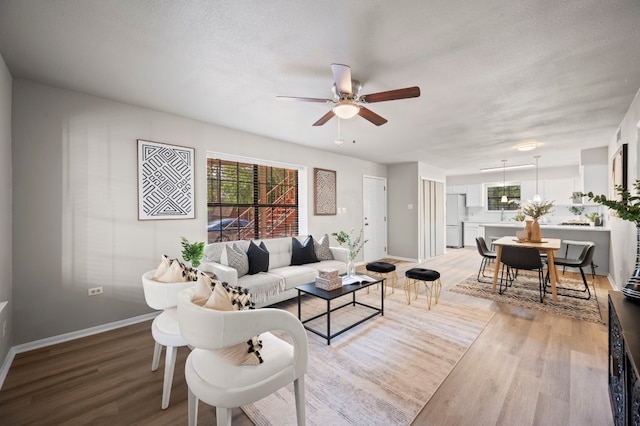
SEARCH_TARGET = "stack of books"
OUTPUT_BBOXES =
[315,268,341,291]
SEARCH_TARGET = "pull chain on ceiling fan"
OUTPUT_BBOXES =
[277,63,421,126]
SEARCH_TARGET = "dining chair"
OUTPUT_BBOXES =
[561,240,597,278]
[141,270,197,409]
[475,237,496,283]
[499,245,546,302]
[549,243,595,300]
[177,286,309,426]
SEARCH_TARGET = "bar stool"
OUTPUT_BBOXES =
[365,261,398,296]
[562,240,597,278]
[404,268,442,309]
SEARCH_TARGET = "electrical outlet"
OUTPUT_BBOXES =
[88,286,104,296]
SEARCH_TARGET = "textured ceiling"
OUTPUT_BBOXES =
[1,0,640,175]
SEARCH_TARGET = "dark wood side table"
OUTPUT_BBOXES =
[608,291,640,425]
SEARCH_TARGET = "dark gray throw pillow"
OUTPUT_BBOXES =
[247,241,269,275]
[291,236,319,265]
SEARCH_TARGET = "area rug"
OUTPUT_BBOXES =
[242,291,494,425]
[449,272,604,324]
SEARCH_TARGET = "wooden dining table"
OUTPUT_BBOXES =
[491,236,562,302]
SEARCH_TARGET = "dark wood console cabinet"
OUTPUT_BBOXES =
[609,291,640,425]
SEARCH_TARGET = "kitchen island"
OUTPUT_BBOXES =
[480,222,610,275]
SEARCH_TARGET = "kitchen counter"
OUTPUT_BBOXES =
[479,222,609,232]
[480,222,610,275]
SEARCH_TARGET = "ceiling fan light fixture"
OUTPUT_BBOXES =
[333,101,360,119]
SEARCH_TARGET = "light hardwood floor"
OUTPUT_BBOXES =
[0,248,613,425]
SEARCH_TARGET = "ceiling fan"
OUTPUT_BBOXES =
[276,63,421,126]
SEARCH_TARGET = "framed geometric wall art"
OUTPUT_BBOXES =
[314,167,337,215]
[137,139,195,220]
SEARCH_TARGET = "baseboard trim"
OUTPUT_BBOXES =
[0,312,158,390]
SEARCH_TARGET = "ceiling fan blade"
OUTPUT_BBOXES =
[360,86,421,103]
[358,106,388,126]
[312,110,336,126]
[331,63,353,95]
[276,96,333,103]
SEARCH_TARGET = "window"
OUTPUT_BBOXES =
[207,158,299,243]
[486,184,521,211]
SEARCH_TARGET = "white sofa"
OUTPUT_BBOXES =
[199,236,348,307]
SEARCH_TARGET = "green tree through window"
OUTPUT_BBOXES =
[207,158,299,243]
[487,184,521,211]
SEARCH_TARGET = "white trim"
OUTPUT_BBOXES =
[0,312,158,390]
[207,151,304,170]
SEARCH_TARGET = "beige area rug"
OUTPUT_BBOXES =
[450,271,604,324]
[242,289,494,425]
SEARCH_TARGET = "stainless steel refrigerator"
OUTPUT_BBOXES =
[446,194,466,248]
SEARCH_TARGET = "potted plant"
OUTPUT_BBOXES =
[568,205,585,219]
[180,236,204,269]
[586,212,600,226]
[580,181,640,299]
[520,199,554,242]
[332,228,368,277]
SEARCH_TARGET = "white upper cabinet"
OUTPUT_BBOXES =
[447,185,467,195]
[543,177,578,205]
[465,184,484,207]
[581,164,608,204]
[520,180,539,203]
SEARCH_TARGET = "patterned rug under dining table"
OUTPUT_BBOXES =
[490,235,562,302]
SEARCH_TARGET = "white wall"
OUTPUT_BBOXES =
[11,79,386,344]
[388,163,419,259]
[607,89,640,290]
[387,162,446,260]
[0,54,12,365]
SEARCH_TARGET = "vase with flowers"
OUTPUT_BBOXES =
[520,199,554,242]
[332,228,368,277]
[580,181,640,299]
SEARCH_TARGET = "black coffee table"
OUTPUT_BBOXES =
[296,276,384,345]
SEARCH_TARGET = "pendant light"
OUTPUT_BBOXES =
[500,160,508,203]
[533,155,541,202]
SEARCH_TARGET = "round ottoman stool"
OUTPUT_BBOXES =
[404,268,442,309]
[365,261,398,296]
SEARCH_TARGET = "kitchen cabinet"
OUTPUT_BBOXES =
[465,184,484,207]
[447,185,467,195]
[463,222,483,247]
[544,177,578,205]
[520,179,540,202]
[581,164,608,204]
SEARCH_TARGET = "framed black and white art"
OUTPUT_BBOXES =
[137,139,195,220]
[314,167,337,215]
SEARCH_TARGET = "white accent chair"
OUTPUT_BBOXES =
[177,287,309,426]
[141,270,197,409]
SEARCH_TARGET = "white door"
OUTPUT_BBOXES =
[363,176,387,262]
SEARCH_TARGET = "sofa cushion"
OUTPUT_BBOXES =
[155,259,188,283]
[200,282,262,365]
[221,243,249,277]
[313,234,334,261]
[291,236,318,265]
[247,241,269,275]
